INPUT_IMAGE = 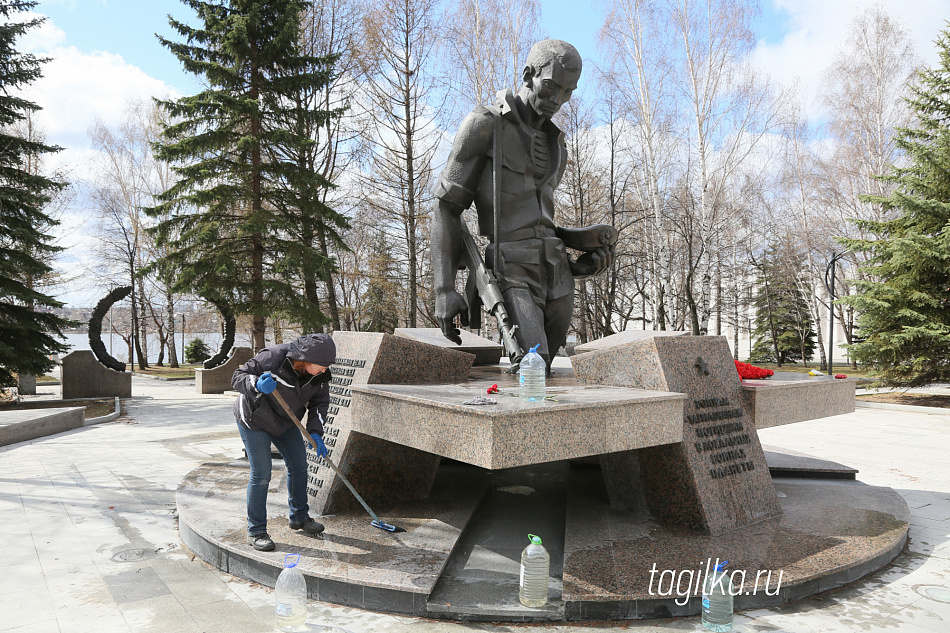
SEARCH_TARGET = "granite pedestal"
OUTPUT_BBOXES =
[177,335,907,622]
[395,327,504,365]
[572,334,781,534]
[195,347,253,394]
[61,350,131,399]
[309,332,474,516]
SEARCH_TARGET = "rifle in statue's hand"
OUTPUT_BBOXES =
[460,226,524,363]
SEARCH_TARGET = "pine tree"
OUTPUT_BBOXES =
[363,233,401,334]
[0,1,70,389]
[148,0,343,349]
[843,28,950,386]
[749,242,816,366]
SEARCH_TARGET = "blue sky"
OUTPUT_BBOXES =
[34,0,798,98]
[21,0,950,307]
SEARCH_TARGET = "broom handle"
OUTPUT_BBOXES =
[270,390,383,524]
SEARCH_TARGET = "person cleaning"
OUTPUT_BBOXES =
[231,333,335,551]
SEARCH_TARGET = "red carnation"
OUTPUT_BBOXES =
[734,360,774,380]
[487,384,499,394]
[835,374,847,379]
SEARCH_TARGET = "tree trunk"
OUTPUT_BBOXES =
[166,291,178,368]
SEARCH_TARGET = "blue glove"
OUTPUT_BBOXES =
[310,433,329,458]
[255,372,276,394]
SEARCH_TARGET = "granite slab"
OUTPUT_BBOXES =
[741,374,858,429]
[177,458,489,612]
[0,407,85,446]
[561,466,909,618]
[426,462,569,621]
[571,335,782,534]
[763,444,858,479]
[61,349,132,399]
[395,327,501,365]
[309,331,474,515]
[573,330,688,355]
[349,381,686,470]
[195,347,252,394]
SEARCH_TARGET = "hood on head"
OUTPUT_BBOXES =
[287,333,336,366]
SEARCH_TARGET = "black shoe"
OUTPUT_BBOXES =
[248,532,275,551]
[289,517,325,534]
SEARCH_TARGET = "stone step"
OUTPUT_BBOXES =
[426,461,568,621]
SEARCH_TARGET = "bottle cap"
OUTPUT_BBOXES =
[528,534,542,545]
[714,559,729,572]
[284,553,301,568]
[529,344,540,354]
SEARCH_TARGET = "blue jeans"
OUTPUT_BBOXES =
[236,420,311,535]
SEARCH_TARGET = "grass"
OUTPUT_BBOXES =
[0,398,116,419]
[856,392,950,409]
[130,364,199,379]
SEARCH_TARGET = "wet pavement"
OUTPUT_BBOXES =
[1,367,948,632]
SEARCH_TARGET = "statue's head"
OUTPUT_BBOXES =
[521,39,582,120]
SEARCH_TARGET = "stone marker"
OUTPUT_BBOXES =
[195,347,253,394]
[308,331,474,515]
[571,335,780,534]
[395,327,503,365]
[17,373,36,395]
[573,330,687,355]
[61,349,132,399]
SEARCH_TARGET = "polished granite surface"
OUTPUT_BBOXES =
[178,458,488,596]
[350,381,685,469]
[562,466,909,614]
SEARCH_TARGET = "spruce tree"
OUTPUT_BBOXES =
[749,242,816,366]
[843,28,950,386]
[0,1,70,388]
[149,0,343,349]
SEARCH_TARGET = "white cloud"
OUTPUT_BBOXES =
[751,0,950,122]
[15,13,181,307]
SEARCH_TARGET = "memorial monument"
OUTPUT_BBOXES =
[432,39,617,372]
[176,38,910,623]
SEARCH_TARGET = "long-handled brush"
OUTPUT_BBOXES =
[271,390,403,533]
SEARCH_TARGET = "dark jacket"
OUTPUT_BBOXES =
[232,343,331,437]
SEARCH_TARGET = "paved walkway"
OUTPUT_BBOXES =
[1,375,948,632]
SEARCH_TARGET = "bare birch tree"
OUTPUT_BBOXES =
[818,4,918,352]
[442,0,544,112]
[670,0,782,335]
[356,0,444,328]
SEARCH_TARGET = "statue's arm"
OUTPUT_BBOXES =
[432,109,492,342]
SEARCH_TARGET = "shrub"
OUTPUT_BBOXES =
[184,338,213,364]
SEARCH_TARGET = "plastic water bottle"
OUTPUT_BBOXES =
[519,344,546,402]
[519,533,550,607]
[275,553,307,631]
[702,559,734,632]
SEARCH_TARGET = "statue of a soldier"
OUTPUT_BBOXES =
[432,39,618,372]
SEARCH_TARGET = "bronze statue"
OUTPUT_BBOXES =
[432,39,617,372]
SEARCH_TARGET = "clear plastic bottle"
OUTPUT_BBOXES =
[519,533,550,607]
[275,553,307,631]
[519,344,546,403]
[702,559,734,632]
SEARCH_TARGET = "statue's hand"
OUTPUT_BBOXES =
[570,246,614,278]
[435,290,470,345]
[556,224,618,251]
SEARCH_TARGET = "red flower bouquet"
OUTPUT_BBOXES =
[734,360,774,380]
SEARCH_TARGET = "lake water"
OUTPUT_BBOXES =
[61,332,254,364]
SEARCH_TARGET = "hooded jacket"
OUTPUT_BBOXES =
[231,335,335,437]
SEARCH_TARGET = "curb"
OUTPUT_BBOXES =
[855,400,950,415]
[131,373,195,382]
[84,397,123,426]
